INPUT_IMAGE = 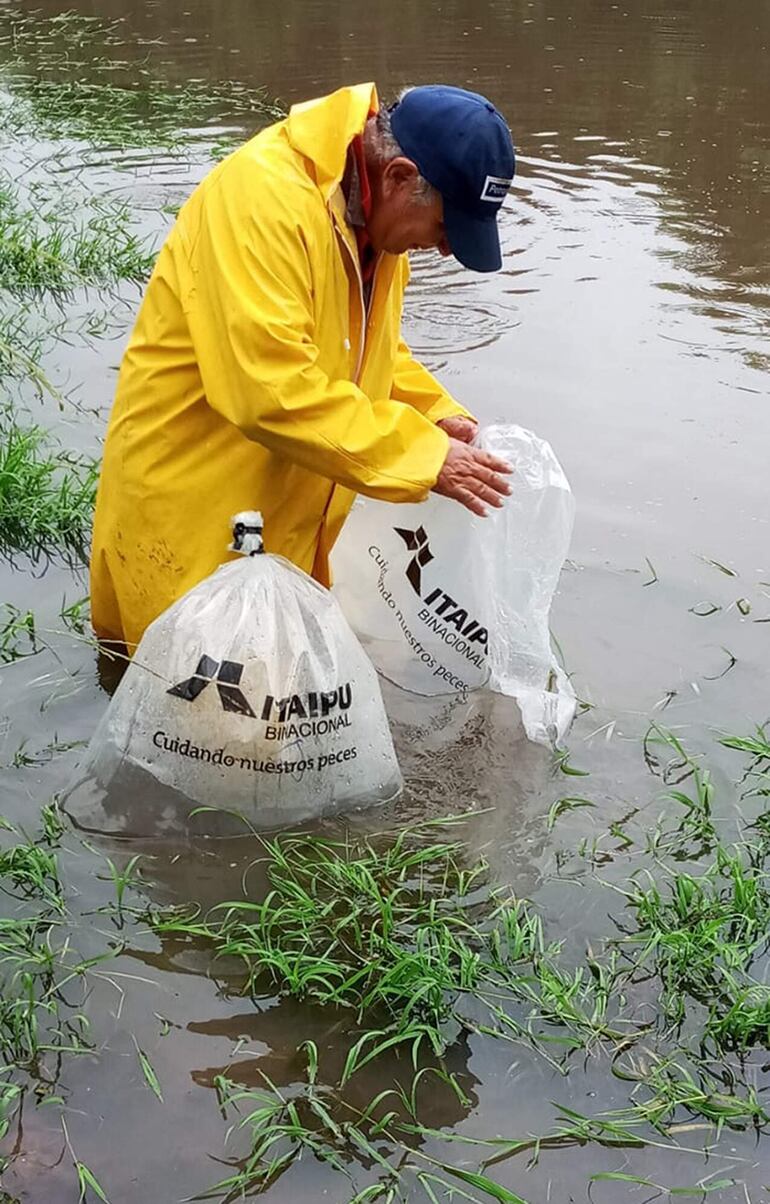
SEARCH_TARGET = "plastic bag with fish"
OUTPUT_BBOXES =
[74,513,402,833]
[331,424,576,746]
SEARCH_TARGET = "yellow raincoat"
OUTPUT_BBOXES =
[90,83,470,650]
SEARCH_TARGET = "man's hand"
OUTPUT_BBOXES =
[437,415,478,444]
[433,437,512,517]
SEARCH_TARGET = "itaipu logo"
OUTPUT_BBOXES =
[168,654,256,717]
[167,656,354,732]
[393,526,488,652]
[395,525,434,594]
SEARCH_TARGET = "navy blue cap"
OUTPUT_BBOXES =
[389,85,515,273]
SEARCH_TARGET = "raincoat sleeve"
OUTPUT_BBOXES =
[390,336,475,424]
[183,158,449,503]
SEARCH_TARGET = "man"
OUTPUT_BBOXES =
[90,83,515,651]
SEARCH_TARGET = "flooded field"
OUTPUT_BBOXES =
[1,1,769,1201]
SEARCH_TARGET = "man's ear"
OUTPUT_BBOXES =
[382,156,420,197]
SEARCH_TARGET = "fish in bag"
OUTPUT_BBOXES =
[74,513,402,833]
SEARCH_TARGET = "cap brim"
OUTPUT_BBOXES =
[443,203,502,272]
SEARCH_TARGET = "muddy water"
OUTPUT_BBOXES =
[1,0,769,1200]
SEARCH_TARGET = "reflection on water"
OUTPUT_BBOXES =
[66,680,551,905]
[11,0,767,369]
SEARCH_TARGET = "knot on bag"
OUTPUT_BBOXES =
[230,509,264,556]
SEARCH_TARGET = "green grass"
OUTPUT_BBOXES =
[198,1035,765,1202]
[0,188,150,400]
[643,725,718,857]
[0,307,50,386]
[148,806,770,1100]
[0,809,117,1198]
[147,820,627,1078]
[1,75,284,152]
[205,1046,529,1204]
[63,1118,112,1204]
[140,731,770,1200]
[0,8,284,151]
[0,411,97,559]
[2,731,770,1202]
[0,176,155,293]
[148,805,768,1083]
[0,6,283,400]
[0,826,87,1071]
[617,847,770,1032]
[0,841,62,911]
[0,604,36,664]
[0,594,92,671]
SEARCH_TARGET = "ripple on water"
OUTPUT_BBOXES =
[403,204,539,356]
[402,295,521,355]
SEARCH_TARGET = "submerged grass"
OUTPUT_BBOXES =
[0,411,97,560]
[0,307,51,387]
[0,596,93,667]
[0,167,156,407]
[0,831,87,1071]
[1,75,284,152]
[142,734,770,1200]
[148,822,625,1077]
[615,843,770,1028]
[0,175,155,293]
[148,808,770,1095]
[0,809,117,1195]
[0,553,767,1198]
[0,8,284,151]
[0,605,36,664]
[205,1044,529,1204]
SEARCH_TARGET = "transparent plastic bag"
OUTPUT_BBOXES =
[75,513,402,832]
[331,424,576,746]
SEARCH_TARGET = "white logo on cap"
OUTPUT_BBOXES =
[480,175,511,202]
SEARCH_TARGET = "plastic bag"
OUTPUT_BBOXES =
[331,424,576,746]
[76,512,402,831]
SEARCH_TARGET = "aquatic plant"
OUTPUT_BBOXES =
[0,307,50,386]
[139,731,770,1200]
[206,1045,530,1204]
[1,75,284,153]
[0,604,36,664]
[0,824,91,1072]
[0,8,284,151]
[2,721,770,1201]
[147,819,626,1078]
[0,412,97,560]
[0,177,155,293]
[0,804,121,1204]
[617,849,770,1028]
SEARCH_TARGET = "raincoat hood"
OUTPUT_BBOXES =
[286,82,379,197]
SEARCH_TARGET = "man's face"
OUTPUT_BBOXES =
[367,157,452,258]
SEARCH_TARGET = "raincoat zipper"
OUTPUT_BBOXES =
[335,228,366,384]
